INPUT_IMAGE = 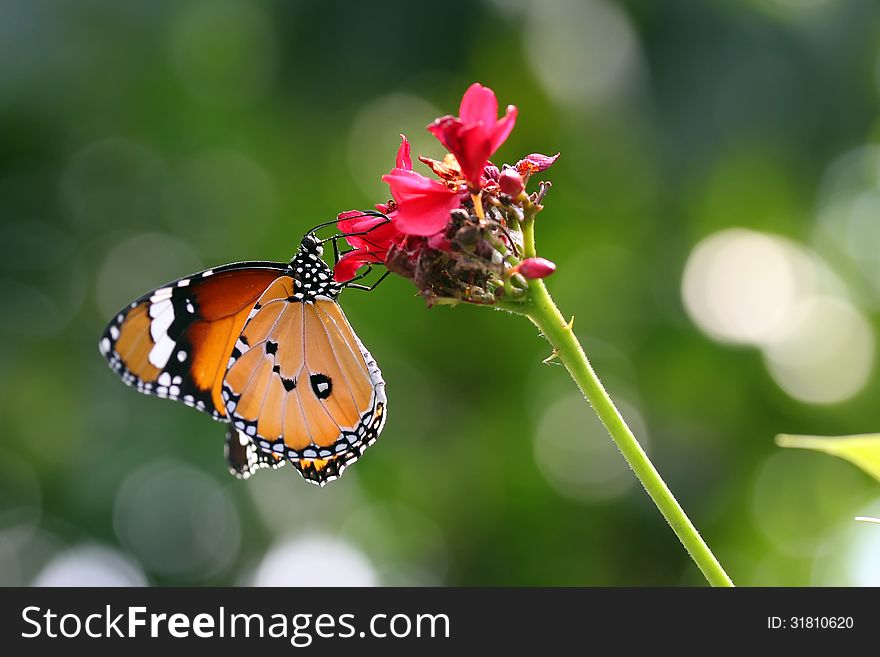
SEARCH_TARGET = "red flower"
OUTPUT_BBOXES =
[381,136,463,236]
[333,210,404,282]
[427,83,518,189]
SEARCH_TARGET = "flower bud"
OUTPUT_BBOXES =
[515,257,556,279]
[498,169,525,197]
[515,152,560,176]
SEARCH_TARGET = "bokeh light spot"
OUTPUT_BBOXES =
[33,544,148,587]
[682,229,809,346]
[114,460,240,580]
[762,296,874,404]
[525,0,643,109]
[251,534,377,587]
[533,390,648,504]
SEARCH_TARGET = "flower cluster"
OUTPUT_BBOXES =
[335,83,558,306]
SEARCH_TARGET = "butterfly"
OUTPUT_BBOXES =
[98,229,387,486]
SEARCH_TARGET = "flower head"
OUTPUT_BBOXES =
[427,83,517,189]
[335,82,558,306]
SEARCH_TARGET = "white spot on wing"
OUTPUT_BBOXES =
[148,334,175,368]
[100,337,111,354]
[150,306,175,342]
[148,298,171,319]
[149,288,172,304]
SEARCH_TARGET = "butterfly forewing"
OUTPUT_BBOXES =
[99,262,286,419]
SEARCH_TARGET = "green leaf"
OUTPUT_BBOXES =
[776,434,880,482]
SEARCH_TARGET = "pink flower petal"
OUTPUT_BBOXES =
[382,167,462,236]
[337,209,404,256]
[453,124,494,188]
[333,249,380,282]
[396,134,412,170]
[337,211,384,247]
[426,115,457,153]
[337,209,379,233]
[392,192,462,236]
[459,83,497,125]
[489,105,518,152]
[383,168,451,201]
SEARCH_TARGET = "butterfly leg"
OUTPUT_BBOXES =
[331,235,340,265]
[345,270,390,292]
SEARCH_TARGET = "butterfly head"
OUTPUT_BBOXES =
[298,233,324,257]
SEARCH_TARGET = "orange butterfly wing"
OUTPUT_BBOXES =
[221,276,387,485]
[99,262,286,419]
[225,426,286,480]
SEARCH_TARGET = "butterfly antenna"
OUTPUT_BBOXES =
[307,210,390,243]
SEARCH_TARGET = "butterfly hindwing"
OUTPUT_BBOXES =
[221,275,387,485]
[99,262,287,419]
[292,452,361,486]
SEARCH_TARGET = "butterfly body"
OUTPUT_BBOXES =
[99,235,387,485]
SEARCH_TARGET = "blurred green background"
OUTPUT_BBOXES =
[2,0,880,587]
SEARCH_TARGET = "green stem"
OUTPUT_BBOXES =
[513,214,733,587]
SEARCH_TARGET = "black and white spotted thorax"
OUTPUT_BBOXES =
[287,235,342,301]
